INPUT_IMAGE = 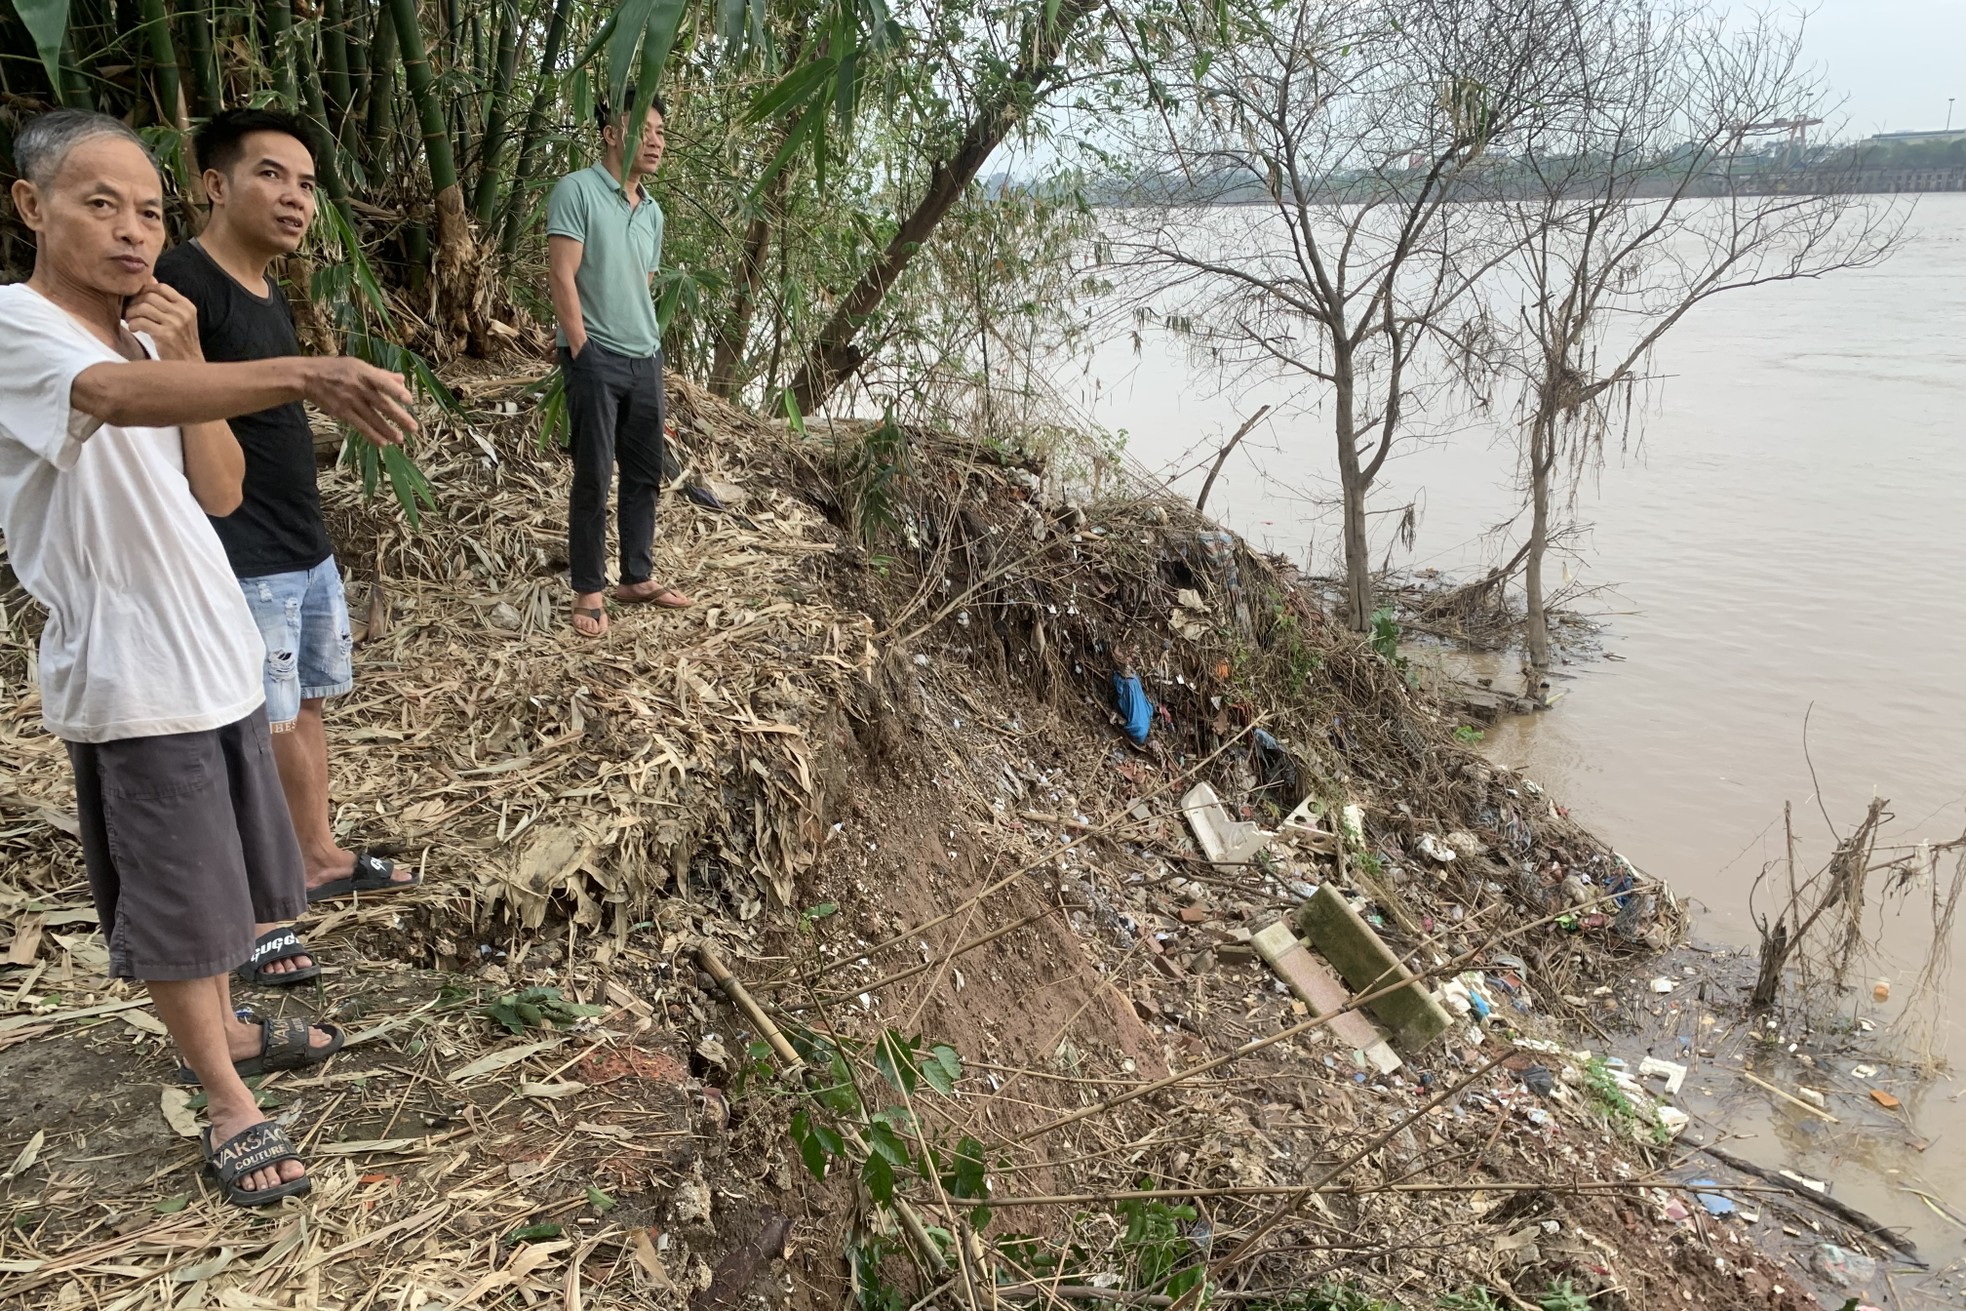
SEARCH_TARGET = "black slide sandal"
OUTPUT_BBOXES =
[236,927,321,987]
[203,1121,311,1207]
[178,1015,344,1083]
[305,850,419,904]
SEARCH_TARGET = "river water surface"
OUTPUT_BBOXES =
[1055,194,1966,1262]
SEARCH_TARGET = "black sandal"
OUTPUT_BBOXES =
[177,1015,344,1083]
[236,926,321,987]
[305,850,419,904]
[203,1120,311,1207]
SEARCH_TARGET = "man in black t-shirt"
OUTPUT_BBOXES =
[157,110,418,985]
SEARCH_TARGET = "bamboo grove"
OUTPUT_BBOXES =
[0,0,1121,418]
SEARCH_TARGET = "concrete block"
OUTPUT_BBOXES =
[1295,884,1452,1050]
[1251,922,1401,1074]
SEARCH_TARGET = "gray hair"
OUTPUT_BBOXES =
[14,109,154,187]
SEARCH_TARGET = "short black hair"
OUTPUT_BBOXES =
[596,85,668,133]
[194,108,319,177]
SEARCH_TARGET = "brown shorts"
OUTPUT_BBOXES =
[65,708,305,981]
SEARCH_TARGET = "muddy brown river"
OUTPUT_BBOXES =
[1062,194,1966,1265]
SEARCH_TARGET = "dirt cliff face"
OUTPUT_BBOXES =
[0,374,1855,1310]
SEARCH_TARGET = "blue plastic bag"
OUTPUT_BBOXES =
[1112,671,1153,745]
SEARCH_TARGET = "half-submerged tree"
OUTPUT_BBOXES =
[1498,0,1900,674]
[1112,0,1604,631]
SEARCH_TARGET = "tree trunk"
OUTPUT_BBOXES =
[1333,358,1372,632]
[470,0,520,226]
[787,0,1100,413]
[710,198,776,399]
[496,0,573,258]
[1524,415,1554,673]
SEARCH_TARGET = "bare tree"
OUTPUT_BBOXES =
[1108,0,1603,631]
[1496,1,1902,673]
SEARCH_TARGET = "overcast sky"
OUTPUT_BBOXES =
[1766,0,1966,134]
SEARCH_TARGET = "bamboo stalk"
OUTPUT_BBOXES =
[261,0,298,106]
[1739,1069,1839,1122]
[135,0,185,129]
[697,943,805,1073]
[321,0,355,134]
[469,0,521,225]
[496,0,574,257]
[178,2,219,119]
[363,0,399,166]
[385,0,456,193]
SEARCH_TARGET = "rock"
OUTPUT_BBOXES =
[669,1164,713,1225]
[488,601,523,630]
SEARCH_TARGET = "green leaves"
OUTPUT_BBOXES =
[919,1044,962,1095]
[781,1029,978,1219]
[788,1108,847,1180]
[506,1222,564,1245]
[13,0,71,101]
[483,987,603,1035]
[317,198,444,529]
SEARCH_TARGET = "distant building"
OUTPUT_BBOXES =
[1868,129,1966,145]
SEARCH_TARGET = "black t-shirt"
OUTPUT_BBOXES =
[155,241,333,578]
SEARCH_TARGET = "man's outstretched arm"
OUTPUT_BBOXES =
[71,355,419,449]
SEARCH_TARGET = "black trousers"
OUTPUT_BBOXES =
[563,343,666,595]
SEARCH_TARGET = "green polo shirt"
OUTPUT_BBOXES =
[546,162,666,357]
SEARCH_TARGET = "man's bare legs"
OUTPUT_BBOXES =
[148,976,304,1194]
[252,698,411,975]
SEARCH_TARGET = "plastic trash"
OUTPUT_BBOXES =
[1689,1180,1735,1216]
[1649,977,1676,994]
[1638,1057,1688,1096]
[1517,1064,1554,1097]
[1112,670,1153,745]
[1250,729,1300,805]
[1813,1243,1877,1288]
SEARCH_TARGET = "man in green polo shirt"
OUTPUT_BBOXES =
[547,86,693,637]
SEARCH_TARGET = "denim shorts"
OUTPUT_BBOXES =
[240,557,354,729]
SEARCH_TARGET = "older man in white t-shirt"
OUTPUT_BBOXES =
[0,111,418,1208]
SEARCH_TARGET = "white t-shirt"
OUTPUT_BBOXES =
[0,283,264,742]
